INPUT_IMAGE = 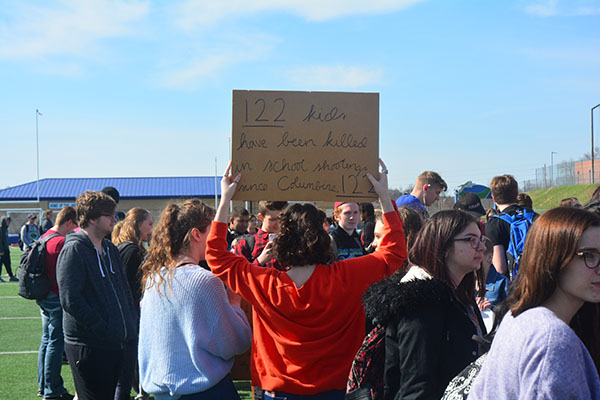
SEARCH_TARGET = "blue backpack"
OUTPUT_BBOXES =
[493,208,535,280]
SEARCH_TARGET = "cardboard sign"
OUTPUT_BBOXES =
[231,90,379,201]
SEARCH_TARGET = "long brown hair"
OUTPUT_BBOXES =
[141,199,215,296]
[112,208,151,258]
[507,207,600,370]
[509,207,600,315]
[409,210,479,305]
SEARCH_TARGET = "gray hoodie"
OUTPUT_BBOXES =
[57,230,137,349]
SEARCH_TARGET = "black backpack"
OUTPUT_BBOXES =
[18,233,60,300]
[346,324,386,400]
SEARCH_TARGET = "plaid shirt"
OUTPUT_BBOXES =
[233,229,286,271]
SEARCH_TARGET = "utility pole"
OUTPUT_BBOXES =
[35,109,42,203]
[551,152,557,186]
[592,104,600,183]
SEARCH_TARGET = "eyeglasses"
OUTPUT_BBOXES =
[453,235,486,249]
[576,250,600,269]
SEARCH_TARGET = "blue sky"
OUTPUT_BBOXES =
[1,0,599,194]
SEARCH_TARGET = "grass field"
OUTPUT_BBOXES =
[527,183,597,211]
[0,249,252,399]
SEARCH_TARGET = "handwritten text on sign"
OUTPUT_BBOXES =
[231,90,379,201]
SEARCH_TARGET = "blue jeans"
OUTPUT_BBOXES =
[255,387,345,400]
[37,292,68,398]
[178,374,240,400]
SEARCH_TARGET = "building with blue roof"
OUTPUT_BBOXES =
[0,177,221,201]
[0,177,223,234]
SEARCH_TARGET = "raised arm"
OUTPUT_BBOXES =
[367,158,393,214]
[215,161,240,224]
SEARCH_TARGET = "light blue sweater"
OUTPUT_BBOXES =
[138,265,252,400]
[469,306,600,399]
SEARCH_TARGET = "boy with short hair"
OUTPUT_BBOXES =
[21,214,41,249]
[37,206,78,400]
[396,171,447,218]
[227,206,250,248]
[486,174,522,275]
[330,202,365,260]
[57,191,137,399]
[233,200,288,270]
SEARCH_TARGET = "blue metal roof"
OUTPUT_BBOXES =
[0,177,221,201]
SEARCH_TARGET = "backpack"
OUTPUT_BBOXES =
[441,353,488,400]
[17,233,60,300]
[235,233,256,262]
[346,324,386,400]
[492,208,535,280]
[18,224,29,250]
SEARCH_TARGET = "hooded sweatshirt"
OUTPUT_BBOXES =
[0,216,9,250]
[57,230,137,349]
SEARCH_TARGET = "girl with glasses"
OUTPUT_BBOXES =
[363,209,486,400]
[469,207,600,399]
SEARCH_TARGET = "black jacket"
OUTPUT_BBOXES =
[0,216,9,251]
[57,230,138,349]
[117,241,143,311]
[364,271,482,400]
[329,225,365,260]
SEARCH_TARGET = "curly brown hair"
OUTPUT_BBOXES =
[274,203,335,268]
[141,199,215,296]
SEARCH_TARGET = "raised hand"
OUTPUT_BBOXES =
[221,161,241,203]
[215,161,241,223]
[366,158,392,212]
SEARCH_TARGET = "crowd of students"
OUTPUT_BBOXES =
[11,164,600,400]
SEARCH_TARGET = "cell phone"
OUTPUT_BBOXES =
[268,233,278,242]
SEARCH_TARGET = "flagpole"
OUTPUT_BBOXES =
[229,137,232,213]
[35,109,40,203]
[214,156,218,209]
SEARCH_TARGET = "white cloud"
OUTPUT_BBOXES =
[173,0,423,31]
[155,33,280,89]
[0,0,149,60]
[524,0,558,16]
[287,65,383,89]
[524,0,600,17]
[156,54,234,89]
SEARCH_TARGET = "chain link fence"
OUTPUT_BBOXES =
[521,160,593,191]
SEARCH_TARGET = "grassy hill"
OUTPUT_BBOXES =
[527,183,597,211]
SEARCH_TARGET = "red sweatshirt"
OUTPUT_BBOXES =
[206,211,406,395]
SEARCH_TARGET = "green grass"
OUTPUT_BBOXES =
[0,248,252,400]
[527,183,597,211]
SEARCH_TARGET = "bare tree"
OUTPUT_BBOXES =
[388,188,402,201]
[582,147,600,160]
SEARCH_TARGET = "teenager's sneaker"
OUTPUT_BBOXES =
[44,393,75,400]
[9,276,18,282]
[0,277,5,282]
[37,389,43,397]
